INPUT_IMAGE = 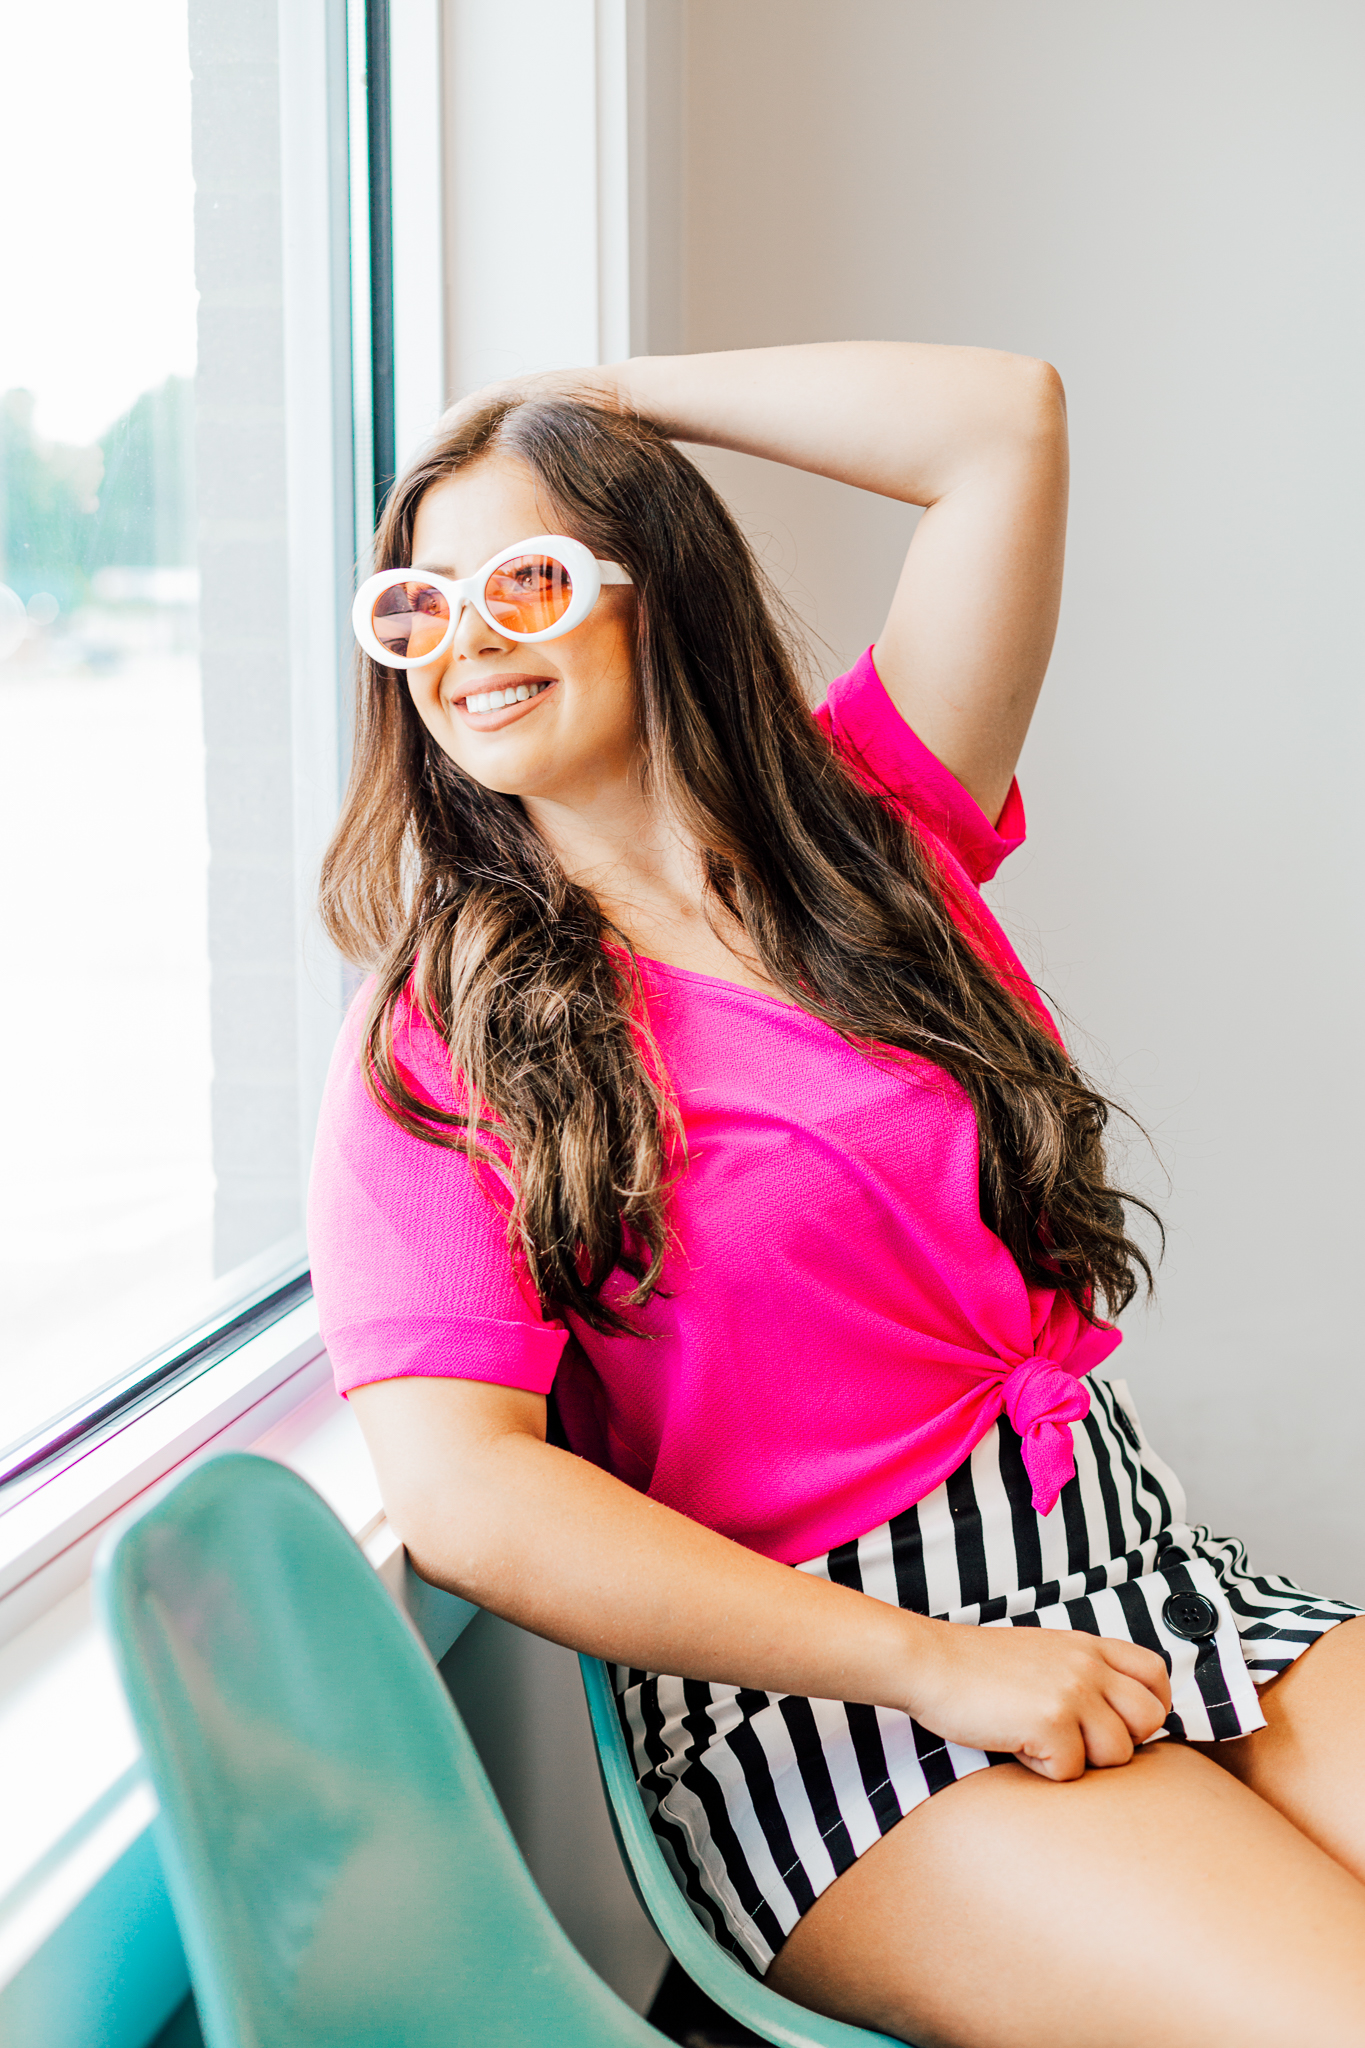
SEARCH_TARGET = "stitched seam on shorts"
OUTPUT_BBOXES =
[778,1813,856,1882]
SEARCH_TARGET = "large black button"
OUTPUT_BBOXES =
[1162,1590,1220,1642]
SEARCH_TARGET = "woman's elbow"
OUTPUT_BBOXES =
[379,1444,533,1605]
[1015,355,1068,435]
[390,1493,503,1604]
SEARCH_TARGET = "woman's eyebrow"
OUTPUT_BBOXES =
[410,560,455,576]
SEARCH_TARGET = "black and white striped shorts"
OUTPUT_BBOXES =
[611,1376,1363,1976]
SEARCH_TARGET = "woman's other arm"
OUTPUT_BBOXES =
[351,1373,1168,1783]
[452,342,1068,824]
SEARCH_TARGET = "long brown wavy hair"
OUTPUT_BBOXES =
[319,395,1157,1335]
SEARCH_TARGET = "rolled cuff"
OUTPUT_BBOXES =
[818,647,1027,885]
[325,1313,568,1397]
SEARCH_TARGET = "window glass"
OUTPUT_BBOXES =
[0,0,362,1466]
[0,0,216,1454]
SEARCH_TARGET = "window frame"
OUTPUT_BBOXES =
[0,1247,310,1496]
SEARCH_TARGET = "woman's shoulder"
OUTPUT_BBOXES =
[308,975,565,1401]
[814,646,1027,888]
[325,972,463,1118]
[311,972,518,1282]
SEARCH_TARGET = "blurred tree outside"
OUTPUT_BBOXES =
[0,376,196,609]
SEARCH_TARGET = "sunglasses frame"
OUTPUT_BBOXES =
[351,533,633,667]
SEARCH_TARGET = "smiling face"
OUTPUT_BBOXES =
[403,454,640,808]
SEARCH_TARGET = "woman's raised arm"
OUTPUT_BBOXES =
[449,342,1069,823]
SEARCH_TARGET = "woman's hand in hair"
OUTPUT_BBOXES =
[902,1613,1172,1780]
[441,341,1066,826]
[438,364,626,440]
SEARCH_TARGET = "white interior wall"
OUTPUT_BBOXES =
[442,0,602,393]
[674,0,1365,1596]
[442,0,650,394]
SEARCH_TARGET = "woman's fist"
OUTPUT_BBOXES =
[901,1617,1173,1780]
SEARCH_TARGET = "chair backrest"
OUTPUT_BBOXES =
[579,1656,905,2048]
[96,1452,661,2048]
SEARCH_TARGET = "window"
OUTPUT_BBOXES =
[0,0,386,1485]
[0,0,215,1461]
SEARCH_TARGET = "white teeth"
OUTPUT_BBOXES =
[464,679,548,716]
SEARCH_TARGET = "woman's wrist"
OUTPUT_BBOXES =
[829,1591,948,1719]
[880,1605,953,1721]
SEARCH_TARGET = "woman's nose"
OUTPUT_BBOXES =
[449,595,514,658]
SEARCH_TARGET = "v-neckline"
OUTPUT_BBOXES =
[631,952,807,1013]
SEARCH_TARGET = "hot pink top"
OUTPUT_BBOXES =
[308,649,1120,1565]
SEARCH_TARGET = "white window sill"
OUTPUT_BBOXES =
[0,1296,476,1992]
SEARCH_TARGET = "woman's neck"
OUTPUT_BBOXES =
[522,780,789,1000]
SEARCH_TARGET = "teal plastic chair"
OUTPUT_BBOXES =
[579,1658,902,2048]
[96,1451,664,2048]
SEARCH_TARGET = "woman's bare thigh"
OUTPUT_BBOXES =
[1201,1614,1365,1883]
[765,1741,1365,2048]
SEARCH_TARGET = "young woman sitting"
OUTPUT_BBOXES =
[310,343,1365,2048]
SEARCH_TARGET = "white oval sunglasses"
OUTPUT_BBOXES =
[352,534,633,668]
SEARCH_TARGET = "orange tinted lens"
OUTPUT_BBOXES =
[371,580,450,660]
[483,554,573,636]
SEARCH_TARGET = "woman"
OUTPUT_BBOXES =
[309,343,1365,2047]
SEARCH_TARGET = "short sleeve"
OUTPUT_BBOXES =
[307,985,569,1398]
[814,647,1026,885]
